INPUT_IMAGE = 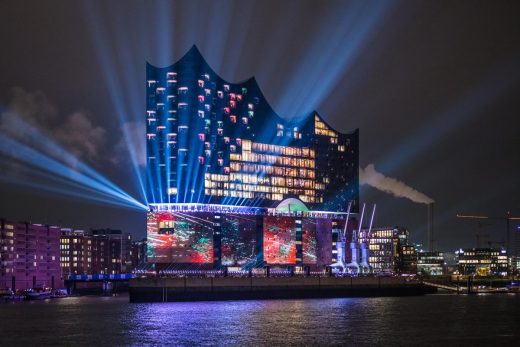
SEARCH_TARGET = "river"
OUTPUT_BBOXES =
[1,294,519,346]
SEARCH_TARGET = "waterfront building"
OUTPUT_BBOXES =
[60,229,90,277]
[367,227,396,274]
[457,248,508,276]
[398,244,418,274]
[60,228,133,277]
[146,45,358,211]
[90,229,133,274]
[393,228,417,275]
[145,46,359,271]
[417,251,444,276]
[0,219,61,290]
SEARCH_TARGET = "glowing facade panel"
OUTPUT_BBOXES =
[263,216,296,265]
[221,214,258,267]
[302,219,317,264]
[146,46,359,212]
[147,212,214,264]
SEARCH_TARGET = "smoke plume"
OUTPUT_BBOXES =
[359,164,434,204]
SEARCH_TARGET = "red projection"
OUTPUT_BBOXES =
[263,216,296,265]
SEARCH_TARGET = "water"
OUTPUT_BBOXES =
[1,294,519,346]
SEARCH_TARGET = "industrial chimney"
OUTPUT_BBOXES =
[427,203,434,251]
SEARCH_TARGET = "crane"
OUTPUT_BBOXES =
[456,212,520,255]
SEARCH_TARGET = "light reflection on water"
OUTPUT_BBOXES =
[0,295,519,346]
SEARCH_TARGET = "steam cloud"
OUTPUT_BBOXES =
[359,164,434,204]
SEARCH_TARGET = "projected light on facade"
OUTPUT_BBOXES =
[147,211,213,264]
[145,46,359,270]
[146,46,358,212]
[263,216,297,265]
[220,214,258,267]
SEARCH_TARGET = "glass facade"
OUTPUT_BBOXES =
[417,251,445,276]
[146,46,358,212]
[368,228,396,273]
[457,248,508,276]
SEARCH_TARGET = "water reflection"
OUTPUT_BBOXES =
[0,295,519,346]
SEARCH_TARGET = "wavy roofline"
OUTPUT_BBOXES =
[147,45,357,136]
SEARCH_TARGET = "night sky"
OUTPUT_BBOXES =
[0,0,519,252]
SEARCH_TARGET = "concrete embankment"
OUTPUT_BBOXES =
[129,276,431,302]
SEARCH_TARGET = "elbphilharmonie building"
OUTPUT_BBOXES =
[145,46,359,270]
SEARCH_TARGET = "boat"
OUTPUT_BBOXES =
[506,282,520,293]
[51,289,68,298]
[24,287,52,300]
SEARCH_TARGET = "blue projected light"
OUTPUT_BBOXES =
[145,47,359,213]
[0,115,147,211]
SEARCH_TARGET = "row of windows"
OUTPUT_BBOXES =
[229,162,316,179]
[245,141,315,158]
[231,152,315,169]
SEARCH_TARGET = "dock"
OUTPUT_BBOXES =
[129,276,431,302]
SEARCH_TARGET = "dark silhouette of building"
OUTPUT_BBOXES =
[131,238,148,268]
[394,228,417,274]
[60,228,133,277]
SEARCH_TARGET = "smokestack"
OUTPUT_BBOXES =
[427,203,434,251]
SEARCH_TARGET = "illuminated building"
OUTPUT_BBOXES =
[145,46,359,270]
[417,251,445,276]
[367,227,396,274]
[60,229,90,276]
[0,219,61,290]
[146,45,358,210]
[457,248,508,276]
[60,229,133,276]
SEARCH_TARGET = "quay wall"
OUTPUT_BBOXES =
[129,276,429,302]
